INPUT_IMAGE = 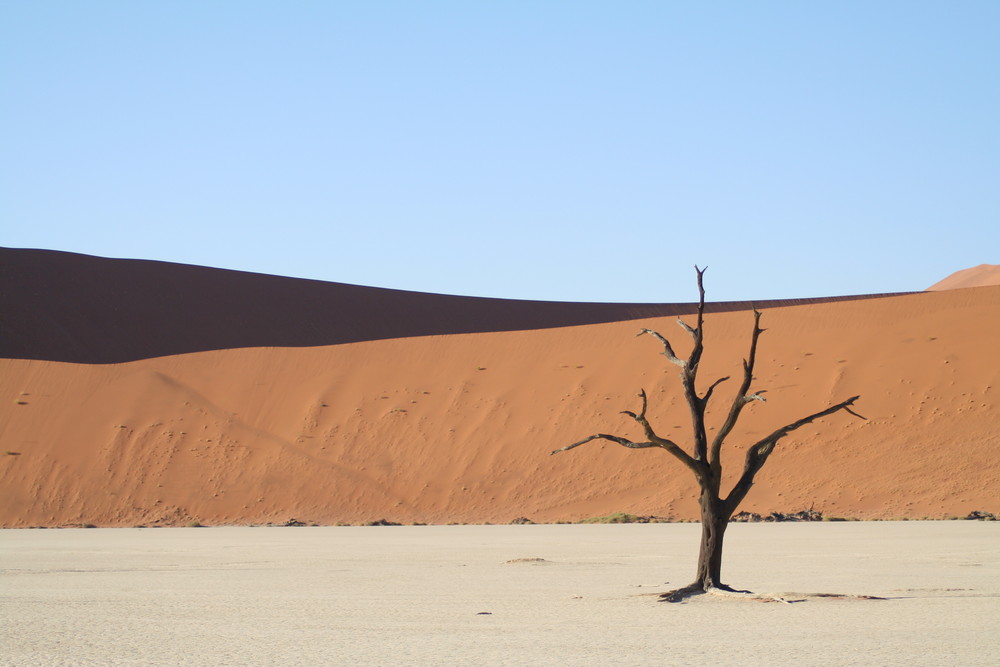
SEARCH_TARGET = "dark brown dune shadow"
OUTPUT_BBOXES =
[1,248,911,364]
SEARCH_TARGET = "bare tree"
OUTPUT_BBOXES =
[551,267,865,602]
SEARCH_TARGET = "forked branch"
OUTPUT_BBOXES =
[553,391,702,474]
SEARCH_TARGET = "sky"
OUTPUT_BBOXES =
[2,1,998,303]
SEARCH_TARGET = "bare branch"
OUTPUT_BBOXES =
[677,317,696,337]
[683,267,710,463]
[709,308,764,473]
[693,265,707,332]
[550,433,660,456]
[702,376,730,405]
[618,389,700,471]
[689,266,707,353]
[554,390,704,477]
[754,395,863,446]
[723,396,862,515]
[635,388,650,420]
[844,406,867,420]
[706,376,730,391]
[637,328,686,367]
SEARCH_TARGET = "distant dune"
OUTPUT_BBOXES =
[2,250,998,526]
[926,264,1000,291]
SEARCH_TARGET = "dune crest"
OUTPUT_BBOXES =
[926,264,1000,291]
[0,247,907,364]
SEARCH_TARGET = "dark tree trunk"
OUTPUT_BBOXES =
[695,491,728,590]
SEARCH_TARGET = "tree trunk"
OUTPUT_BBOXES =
[695,492,728,590]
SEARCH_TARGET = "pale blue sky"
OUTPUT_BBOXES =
[3,1,998,302]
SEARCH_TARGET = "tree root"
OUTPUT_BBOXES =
[658,583,755,603]
[658,584,886,604]
[658,583,708,603]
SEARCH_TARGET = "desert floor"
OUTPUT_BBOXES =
[2,523,998,666]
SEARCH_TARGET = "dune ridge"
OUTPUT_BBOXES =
[2,255,998,525]
[926,264,1000,291]
[1,247,910,364]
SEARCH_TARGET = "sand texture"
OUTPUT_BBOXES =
[1,251,999,526]
[2,523,999,666]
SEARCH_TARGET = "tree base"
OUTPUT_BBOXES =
[658,582,749,603]
[658,584,885,604]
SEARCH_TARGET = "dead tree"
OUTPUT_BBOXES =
[551,267,864,602]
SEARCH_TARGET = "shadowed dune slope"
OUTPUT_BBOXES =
[2,248,906,364]
[927,264,1000,291]
[2,279,998,526]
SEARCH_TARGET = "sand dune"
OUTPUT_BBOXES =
[1,252,998,527]
[926,263,1000,291]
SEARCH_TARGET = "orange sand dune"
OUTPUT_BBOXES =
[927,264,1000,291]
[2,260,998,526]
